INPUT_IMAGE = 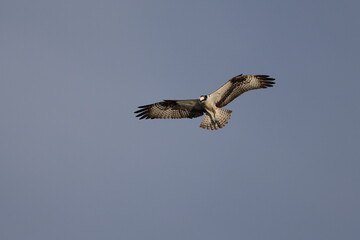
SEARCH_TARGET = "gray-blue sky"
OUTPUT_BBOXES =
[1,0,359,239]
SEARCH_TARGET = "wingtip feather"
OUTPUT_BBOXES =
[256,75,276,88]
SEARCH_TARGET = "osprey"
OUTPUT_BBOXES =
[135,74,275,130]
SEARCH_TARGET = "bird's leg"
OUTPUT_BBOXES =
[205,110,218,127]
[210,115,217,126]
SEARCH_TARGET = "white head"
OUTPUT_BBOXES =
[199,95,207,103]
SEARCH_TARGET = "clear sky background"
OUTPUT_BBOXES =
[1,0,359,239]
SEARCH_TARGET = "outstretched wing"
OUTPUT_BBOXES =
[134,99,204,120]
[210,74,275,108]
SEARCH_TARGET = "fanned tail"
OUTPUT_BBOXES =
[200,108,232,130]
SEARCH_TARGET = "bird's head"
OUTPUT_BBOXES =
[199,95,208,103]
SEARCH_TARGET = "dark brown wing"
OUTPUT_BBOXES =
[134,99,204,120]
[210,74,275,108]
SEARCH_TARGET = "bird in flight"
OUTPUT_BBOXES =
[134,74,275,130]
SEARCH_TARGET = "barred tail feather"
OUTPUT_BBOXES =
[199,108,232,130]
[200,115,217,130]
[216,108,232,128]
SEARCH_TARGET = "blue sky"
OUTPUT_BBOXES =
[1,0,359,239]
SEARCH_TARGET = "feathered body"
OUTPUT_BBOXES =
[135,74,275,130]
